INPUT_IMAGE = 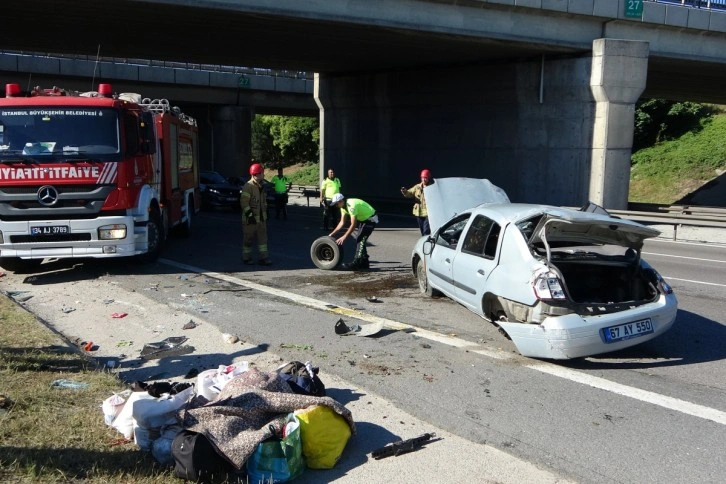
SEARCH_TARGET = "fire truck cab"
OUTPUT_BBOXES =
[0,83,200,271]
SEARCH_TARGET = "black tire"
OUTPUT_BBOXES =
[310,236,344,270]
[416,259,440,297]
[137,208,163,263]
[176,196,193,237]
[0,257,42,273]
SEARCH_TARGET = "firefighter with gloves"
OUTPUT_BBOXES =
[329,193,378,270]
[240,163,272,266]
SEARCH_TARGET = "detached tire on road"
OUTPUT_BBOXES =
[310,236,344,270]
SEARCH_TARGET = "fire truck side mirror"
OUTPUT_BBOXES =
[140,112,156,155]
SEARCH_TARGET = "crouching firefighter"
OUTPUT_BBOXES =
[240,163,272,266]
[329,193,379,270]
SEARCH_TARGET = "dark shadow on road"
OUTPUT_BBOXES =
[110,345,271,383]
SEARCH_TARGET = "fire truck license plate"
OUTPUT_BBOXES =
[30,225,69,235]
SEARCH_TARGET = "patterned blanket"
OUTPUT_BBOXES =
[178,367,355,469]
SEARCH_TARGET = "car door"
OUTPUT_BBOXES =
[451,214,502,313]
[426,214,470,298]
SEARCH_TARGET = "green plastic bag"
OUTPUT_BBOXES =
[247,414,305,483]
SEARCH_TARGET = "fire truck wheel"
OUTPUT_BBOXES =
[176,196,194,237]
[310,236,344,270]
[138,209,163,263]
[0,257,42,273]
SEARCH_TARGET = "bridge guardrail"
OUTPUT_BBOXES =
[609,203,726,240]
[288,185,321,206]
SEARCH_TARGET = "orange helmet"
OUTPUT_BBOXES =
[420,169,431,178]
[249,163,263,176]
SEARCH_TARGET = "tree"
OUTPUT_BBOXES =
[633,99,713,153]
[251,115,319,168]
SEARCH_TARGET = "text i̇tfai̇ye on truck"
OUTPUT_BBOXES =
[0,83,201,271]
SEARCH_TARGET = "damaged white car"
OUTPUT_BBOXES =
[411,178,677,360]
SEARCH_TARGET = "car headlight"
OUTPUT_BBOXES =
[98,224,126,240]
[208,188,221,195]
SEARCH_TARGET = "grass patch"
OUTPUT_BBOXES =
[630,114,726,203]
[265,163,320,187]
[0,295,178,483]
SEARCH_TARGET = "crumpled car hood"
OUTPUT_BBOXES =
[532,208,660,249]
[424,178,510,234]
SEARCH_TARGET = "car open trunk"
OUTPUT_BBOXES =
[531,211,663,314]
[549,255,659,311]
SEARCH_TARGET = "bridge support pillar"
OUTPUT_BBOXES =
[589,39,649,210]
[209,105,252,177]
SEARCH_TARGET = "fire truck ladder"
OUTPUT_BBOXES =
[139,98,197,127]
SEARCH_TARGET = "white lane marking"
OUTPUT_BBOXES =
[664,277,726,288]
[159,258,726,426]
[643,251,726,264]
[160,258,482,349]
[528,361,726,426]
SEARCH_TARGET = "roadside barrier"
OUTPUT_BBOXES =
[610,203,726,240]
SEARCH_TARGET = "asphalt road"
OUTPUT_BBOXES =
[3,200,726,483]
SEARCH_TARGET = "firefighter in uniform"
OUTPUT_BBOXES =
[240,163,272,266]
[329,193,379,270]
[319,168,342,230]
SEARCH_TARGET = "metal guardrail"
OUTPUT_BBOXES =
[647,0,726,10]
[288,185,320,206]
[1,50,314,80]
[609,203,726,240]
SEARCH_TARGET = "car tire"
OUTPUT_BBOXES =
[311,236,343,270]
[416,259,440,297]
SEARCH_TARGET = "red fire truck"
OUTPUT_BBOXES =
[0,83,200,271]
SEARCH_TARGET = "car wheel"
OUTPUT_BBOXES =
[416,259,439,297]
[310,236,343,270]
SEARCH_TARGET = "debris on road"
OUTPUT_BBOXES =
[5,290,33,302]
[111,312,128,318]
[182,319,197,330]
[334,318,384,337]
[51,379,89,390]
[222,333,239,344]
[140,336,194,360]
[370,432,437,459]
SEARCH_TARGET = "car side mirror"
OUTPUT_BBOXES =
[423,238,434,256]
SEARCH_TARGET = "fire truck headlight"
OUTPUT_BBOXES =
[99,224,127,240]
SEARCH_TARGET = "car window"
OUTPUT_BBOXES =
[484,223,501,258]
[516,215,542,242]
[435,214,470,249]
[462,215,501,259]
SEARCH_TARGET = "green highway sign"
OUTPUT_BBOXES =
[625,0,643,19]
[238,76,250,88]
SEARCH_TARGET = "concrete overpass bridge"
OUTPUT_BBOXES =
[4,0,726,209]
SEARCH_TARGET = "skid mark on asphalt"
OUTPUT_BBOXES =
[160,258,726,426]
